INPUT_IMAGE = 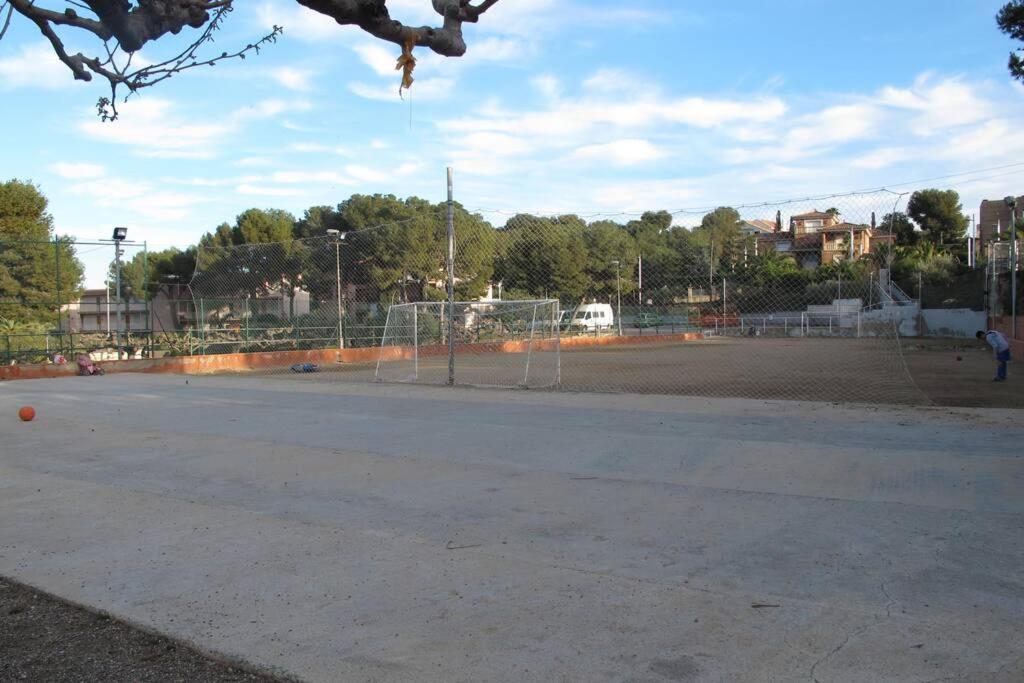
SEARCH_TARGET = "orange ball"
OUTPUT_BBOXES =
[18,406,35,422]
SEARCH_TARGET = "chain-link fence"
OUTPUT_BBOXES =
[188,190,932,404]
[0,238,169,363]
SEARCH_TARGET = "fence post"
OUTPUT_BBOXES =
[446,167,455,386]
[54,237,62,334]
[199,298,205,355]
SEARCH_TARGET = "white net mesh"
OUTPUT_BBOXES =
[375,299,560,388]
[186,189,931,405]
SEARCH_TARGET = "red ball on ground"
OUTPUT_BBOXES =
[18,406,35,422]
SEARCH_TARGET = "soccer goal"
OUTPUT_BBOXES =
[374,299,561,388]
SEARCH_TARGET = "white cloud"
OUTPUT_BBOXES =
[80,97,302,158]
[352,43,400,78]
[876,74,990,136]
[81,99,227,159]
[571,139,666,166]
[234,98,312,120]
[234,156,275,167]
[465,37,525,63]
[344,165,389,183]
[255,1,348,41]
[236,184,306,197]
[270,67,314,91]
[271,171,352,185]
[68,176,208,221]
[583,68,652,95]
[396,161,424,176]
[348,78,455,102]
[289,142,350,156]
[531,74,561,100]
[50,162,106,179]
[851,147,908,170]
[0,43,73,89]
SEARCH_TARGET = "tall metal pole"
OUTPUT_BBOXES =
[637,252,643,307]
[615,261,622,337]
[335,241,344,350]
[114,241,123,360]
[1011,204,1018,337]
[143,241,150,358]
[446,167,456,386]
[54,237,62,335]
[722,277,727,331]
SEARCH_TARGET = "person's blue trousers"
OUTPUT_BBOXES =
[997,349,1011,380]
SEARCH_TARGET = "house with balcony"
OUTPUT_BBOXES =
[756,210,894,270]
[61,288,148,334]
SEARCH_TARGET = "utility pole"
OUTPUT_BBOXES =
[637,253,643,307]
[328,230,345,349]
[1007,197,1018,336]
[112,227,127,359]
[612,260,622,336]
[446,168,455,386]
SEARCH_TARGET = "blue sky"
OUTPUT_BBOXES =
[2,0,1024,285]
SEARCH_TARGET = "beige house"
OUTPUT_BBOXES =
[756,210,895,269]
[62,288,148,333]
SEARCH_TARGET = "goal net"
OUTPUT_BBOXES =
[375,299,560,388]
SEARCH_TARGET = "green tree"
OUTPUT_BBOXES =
[692,207,744,271]
[879,212,918,246]
[294,205,345,239]
[0,180,84,326]
[998,1,1024,81]
[338,194,444,304]
[582,220,637,301]
[235,208,296,244]
[495,215,589,303]
[107,247,196,300]
[906,189,968,249]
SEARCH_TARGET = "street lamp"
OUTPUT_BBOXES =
[1006,197,1018,331]
[611,260,623,336]
[327,229,346,349]
[112,226,127,359]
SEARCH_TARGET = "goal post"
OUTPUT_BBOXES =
[375,299,560,388]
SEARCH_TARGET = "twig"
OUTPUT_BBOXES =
[445,540,482,550]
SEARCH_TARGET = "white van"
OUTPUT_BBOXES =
[569,303,614,331]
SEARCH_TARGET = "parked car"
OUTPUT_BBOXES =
[569,303,614,332]
[634,312,663,328]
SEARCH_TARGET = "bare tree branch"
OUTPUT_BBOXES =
[0,3,15,41]
[1,0,500,119]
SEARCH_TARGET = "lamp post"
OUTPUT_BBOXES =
[327,229,346,349]
[112,226,127,359]
[1006,197,1018,334]
[123,284,133,358]
[611,260,622,336]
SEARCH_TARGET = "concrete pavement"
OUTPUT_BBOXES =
[1,374,1023,681]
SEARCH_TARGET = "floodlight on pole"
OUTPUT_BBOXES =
[112,227,127,359]
[1006,198,1018,333]
[611,260,622,337]
[327,229,346,349]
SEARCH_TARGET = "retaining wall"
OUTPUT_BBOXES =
[0,332,704,382]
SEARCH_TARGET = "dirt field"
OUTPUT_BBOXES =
[261,336,1021,407]
[0,577,282,682]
